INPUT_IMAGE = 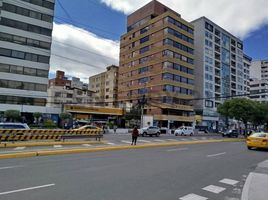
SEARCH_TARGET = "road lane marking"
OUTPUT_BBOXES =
[0,183,55,196]
[202,185,226,194]
[179,193,208,200]
[107,142,115,145]
[201,137,207,140]
[153,139,165,142]
[166,148,188,152]
[207,152,226,157]
[0,166,22,170]
[82,144,92,147]
[121,140,132,144]
[167,139,177,141]
[138,140,151,143]
[53,145,63,148]
[180,138,187,141]
[219,178,239,185]
[14,147,26,150]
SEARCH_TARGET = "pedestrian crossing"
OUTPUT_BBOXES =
[179,178,239,200]
[6,136,220,152]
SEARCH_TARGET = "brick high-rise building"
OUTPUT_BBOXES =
[118,0,195,127]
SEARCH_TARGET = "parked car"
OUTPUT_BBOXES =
[247,132,268,150]
[222,129,239,138]
[0,123,30,130]
[140,126,160,137]
[174,126,194,136]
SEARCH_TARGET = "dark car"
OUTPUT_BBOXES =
[222,129,239,138]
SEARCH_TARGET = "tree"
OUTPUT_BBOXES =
[59,112,72,128]
[217,99,232,128]
[250,102,266,129]
[4,110,21,122]
[33,112,42,125]
[228,98,255,134]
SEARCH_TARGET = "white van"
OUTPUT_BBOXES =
[174,126,194,136]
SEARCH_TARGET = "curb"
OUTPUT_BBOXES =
[0,140,107,148]
[0,138,244,160]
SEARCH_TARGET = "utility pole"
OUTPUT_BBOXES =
[138,95,147,128]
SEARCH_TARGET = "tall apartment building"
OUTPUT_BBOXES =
[192,17,246,129]
[118,0,195,127]
[249,59,268,102]
[0,0,55,113]
[89,65,118,107]
[243,54,251,94]
[47,70,93,108]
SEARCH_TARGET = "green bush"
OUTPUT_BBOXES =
[43,120,57,129]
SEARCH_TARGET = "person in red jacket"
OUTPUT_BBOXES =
[131,126,139,145]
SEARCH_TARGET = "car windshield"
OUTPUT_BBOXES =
[251,133,268,137]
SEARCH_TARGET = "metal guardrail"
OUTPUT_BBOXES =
[0,129,102,142]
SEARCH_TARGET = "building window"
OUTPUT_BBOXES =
[205,22,214,32]
[163,85,173,92]
[205,100,213,108]
[140,36,149,43]
[21,0,54,10]
[138,77,149,84]
[162,73,173,80]
[140,46,149,54]
[163,39,194,54]
[139,66,149,74]
[205,39,213,48]
[138,88,148,94]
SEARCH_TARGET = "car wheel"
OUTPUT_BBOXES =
[190,133,193,136]
[222,134,225,137]
[181,132,184,136]
[247,146,252,150]
[142,132,147,137]
[156,132,160,137]
[175,133,178,136]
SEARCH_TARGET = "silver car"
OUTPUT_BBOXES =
[0,123,30,129]
[140,126,160,137]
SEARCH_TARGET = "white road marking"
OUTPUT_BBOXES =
[201,137,207,140]
[179,193,208,200]
[53,145,63,148]
[81,144,92,147]
[180,138,187,141]
[220,178,239,186]
[166,148,188,152]
[138,140,151,143]
[207,152,226,157]
[14,147,26,150]
[191,138,198,140]
[0,183,55,196]
[121,140,132,144]
[107,142,115,145]
[0,166,22,170]
[202,185,226,194]
[153,139,165,142]
[167,139,177,141]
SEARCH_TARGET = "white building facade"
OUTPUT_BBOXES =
[0,0,55,113]
[191,17,246,130]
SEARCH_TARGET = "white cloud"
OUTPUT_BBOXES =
[101,0,268,39]
[50,23,119,83]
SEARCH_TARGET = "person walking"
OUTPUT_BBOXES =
[131,126,139,145]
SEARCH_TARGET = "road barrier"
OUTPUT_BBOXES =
[0,129,103,142]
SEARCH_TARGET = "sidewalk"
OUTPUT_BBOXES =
[242,159,268,200]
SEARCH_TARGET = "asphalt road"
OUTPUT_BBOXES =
[0,141,267,200]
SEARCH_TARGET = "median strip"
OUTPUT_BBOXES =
[0,138,244,159]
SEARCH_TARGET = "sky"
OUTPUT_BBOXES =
[50,0,268,82]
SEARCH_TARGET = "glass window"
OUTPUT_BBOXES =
[222,33,230,49]
[29,10,41,19]
[163,85,173,92]
[163,62,173,69]
[24,67,36,76]
[181,77,187,83]
[140,46,149,54]
[38,55,50,63]
[35,84,47,92]
[140,36,149,43]
[174,86,181,93]
[0,64,10,72]
[139,66,149,74]
[205,39,213,47]
[12,50,25,59]
[13,35,26,44]
[9,81,23,89]
[162,96,173,103]
[174,75,181,82]
[205,31,213,39]
[39,41,51,49]
[0,80,8,88]
[222,48,230,64]
[42,14,53,23]
[205,22,214,32]
[140,26,149,34]
[23,82,35,90]
[138,88,148,94]
[162,73,173,80]
[138,77,149,84]
[0,48,11,56]
[139,56,149,64]
[0,32,13,42]
[16,6,29,16]
[10,65,23,74]
[37,69,48,77]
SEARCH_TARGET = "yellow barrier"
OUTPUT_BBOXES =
[0,129,102,142]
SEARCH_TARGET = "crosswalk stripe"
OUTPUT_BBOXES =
[167,139,177,141]
[153,139,165,142]
[219,178,239,185]
[107,142,115,145]
[138,140,151,143]
[82,144,92,147]
[121,140,132,144]
[179,193,208,200]
[53,145,63,148]
[202,185,226,194]
[14,147,26,150]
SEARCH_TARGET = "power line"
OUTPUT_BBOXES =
[56,0,74,23]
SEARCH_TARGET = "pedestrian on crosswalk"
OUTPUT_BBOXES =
[131,126,139,145]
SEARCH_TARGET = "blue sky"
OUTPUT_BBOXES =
[50,0,268,80]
